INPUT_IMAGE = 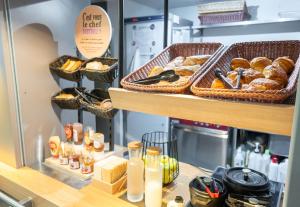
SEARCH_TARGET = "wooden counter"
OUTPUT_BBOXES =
[0,162,135,207]
[0,162,206,207]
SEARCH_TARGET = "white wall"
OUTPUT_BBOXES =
[9,0,92,165]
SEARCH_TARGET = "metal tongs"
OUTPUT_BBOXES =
[132,70,180,85]
[74,88,102,104]
[196,177,220,199]
[215,68,244,89]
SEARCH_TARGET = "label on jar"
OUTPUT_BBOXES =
[59,155,69,165]
[70,159,80,169]
[73,129,78,142]
[81,165,93,174]
[94,140,100,149]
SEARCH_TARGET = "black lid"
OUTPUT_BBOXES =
[175,196,183,203]
[224,167,270,194]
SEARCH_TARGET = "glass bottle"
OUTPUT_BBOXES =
[64,123,73,142]
[81,145,95,174]
[59,142,71,165]
[93,133,105,152]
[127,141,144,202]
[145,146,162,207]
[73,123,83,145]
[69,144,81,170]
[84,127,94,149]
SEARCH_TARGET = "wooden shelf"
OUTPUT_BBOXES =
[109,88,294,136]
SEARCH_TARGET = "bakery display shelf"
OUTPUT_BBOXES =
[109,88,294,136]
[172,17,300,30]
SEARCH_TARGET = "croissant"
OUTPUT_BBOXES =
[263,65,288,87]
[272,56,295,74]
[250,57,272,73]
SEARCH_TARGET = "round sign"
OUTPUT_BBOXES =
[75,5,112,59]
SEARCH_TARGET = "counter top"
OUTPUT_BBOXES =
[0,161,207,207]
[0,162,135,207]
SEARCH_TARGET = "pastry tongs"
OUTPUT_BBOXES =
[215,68,244,89]
[132,70,180,85]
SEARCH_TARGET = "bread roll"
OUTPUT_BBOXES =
[250,57,272,73]
[272,56,295,74]
[245,78,282,91]
[227,68,264,84]
[174,65,200,76]
[148,66,164,77]
[211,78,227,89]
[230,58,250,70]
[164,56,185,70]
[263,65,288,87]
[183,55,211,66]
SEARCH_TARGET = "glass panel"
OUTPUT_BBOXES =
[123,0,169,145]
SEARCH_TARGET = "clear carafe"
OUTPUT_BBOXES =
[127,141,144,202]
[145,146,162,207]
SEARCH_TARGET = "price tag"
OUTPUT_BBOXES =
[75,5,112,59]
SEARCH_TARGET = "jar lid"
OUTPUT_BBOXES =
[224,167,270,193]
[146,146,161,155]
[128,141,142,149]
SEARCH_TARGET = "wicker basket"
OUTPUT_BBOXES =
[191,40,300,103]
[80,99,117,119]
[121,43,224,93]
[81,57,118,83]
[51,87,84,109]
[89,88,110,101]
[49,55,82,82]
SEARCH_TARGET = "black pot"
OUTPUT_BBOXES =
[189,177,227,207]
[223,167,270,195]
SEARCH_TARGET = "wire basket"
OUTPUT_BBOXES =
[141,131,179,185]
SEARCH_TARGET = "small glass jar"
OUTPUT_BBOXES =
[64,123,73,142]
[69,144,81,170]
[84,127,95,149]
[73,123,83,145]
[93,133,105,152]
[59,142,71,165]
[81,146,95,174]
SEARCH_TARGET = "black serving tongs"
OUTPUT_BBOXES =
[215,68,244,89]
[75,87,104,105]
[132,70,180,85]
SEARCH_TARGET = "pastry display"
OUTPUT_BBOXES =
[272,56,295,74]
[183,55,211,66]
[227,68,264,85]
[60,59,82,72]
[230,58,250,70]
[85,61,110,71]
[249,57,272,73]
[137,54,211,86]
[211,55,295,91]
[243,78,282,91]
[55,93,75,99]
[263,65,288,87]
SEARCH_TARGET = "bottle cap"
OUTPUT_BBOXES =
[264,149,270,155]
[271,156,278,163]
[128,141,142,149]
[146,146,161,156]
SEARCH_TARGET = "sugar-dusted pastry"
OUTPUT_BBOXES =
[272,56,295,74]
[86,61,103,70]
[211,78,227,89]
[164,56,185,70]
[230,58,250,70]
[174,65,200,76]
[250,57,272,73]
[183,55,211,66]
[148,66,164,77]
[263,65,288,87]
[245,78,282,91]
[227,68,264,84]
